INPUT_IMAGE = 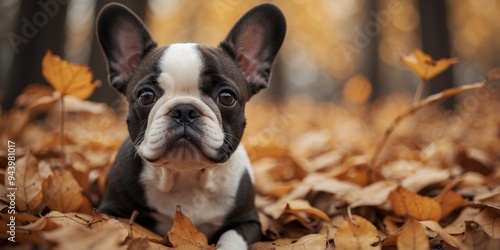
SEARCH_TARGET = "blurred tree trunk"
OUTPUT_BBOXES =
[3,1,68,110]
[363,0,380,102]
[88,0,147,110]
[419,0,454,109]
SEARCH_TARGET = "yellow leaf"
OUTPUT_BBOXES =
[397,217,429,250]
[388,187,441,221]
[167,206,215,250]
[401,48,459,80]
[42,50,100,99]
[333,215,381,250]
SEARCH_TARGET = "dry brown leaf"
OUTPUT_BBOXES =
[401,48,459,80]
[397,216,429,250]
[333,215,381,250]
[43,224,125,250]
[473,208,500,239]
[401,168,450,192]
[462,222,500,250]
[250,234,327,250]
[7,152,49,211]
[443,207,481,235]
[167,206,215,250]
[285,199,330,222]
[344,180,398,208]
[42,50,100,99]
[43,168,84,212]
[388,187,442,221]
[419,220,462,248]
[434,190,467,219]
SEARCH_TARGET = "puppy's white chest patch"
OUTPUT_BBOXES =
[140,145,253,238]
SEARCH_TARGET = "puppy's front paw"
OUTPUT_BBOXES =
[216,230,248,250]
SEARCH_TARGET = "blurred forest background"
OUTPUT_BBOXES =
[1,0,500,110]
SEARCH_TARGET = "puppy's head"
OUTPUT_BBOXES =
[97,4,286,170]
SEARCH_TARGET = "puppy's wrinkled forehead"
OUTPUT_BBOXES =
[157,44,202,97]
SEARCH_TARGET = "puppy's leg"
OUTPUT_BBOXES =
[216,222,261,250]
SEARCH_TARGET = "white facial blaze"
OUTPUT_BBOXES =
[137,44,225,166]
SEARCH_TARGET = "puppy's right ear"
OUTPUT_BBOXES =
[96,3,156,94]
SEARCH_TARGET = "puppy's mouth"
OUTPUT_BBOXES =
[138,122,223,166]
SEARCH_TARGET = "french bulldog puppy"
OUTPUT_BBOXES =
[96,3,286,249]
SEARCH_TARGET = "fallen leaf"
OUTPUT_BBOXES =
[250,234,327,250]
[473,208,500,239]
[401,168,450,192]
[443,207,481,235]
[401,48,459,80]
[43,224,125,250]
[7,152,48,211]
[333,215,380,250]
[343,180,398,208]
[42,50,99,99]
[434,190,467,219]
[167,206,215,250]
[419,220,462,248]
[397,216,429,250]
[43,168,84,212]
[285,199,330,222]
[388,186,442,221]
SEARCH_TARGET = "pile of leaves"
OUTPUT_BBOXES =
[1,50,499,249]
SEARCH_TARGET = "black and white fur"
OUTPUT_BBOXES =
[96,3,286,249]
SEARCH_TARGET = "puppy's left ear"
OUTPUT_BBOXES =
[220,4,286,95]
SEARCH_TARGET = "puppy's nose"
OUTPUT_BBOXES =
[168,104,201,125]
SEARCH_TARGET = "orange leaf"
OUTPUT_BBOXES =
[401,49,458,80]
[42,50,100,99]
[388,187,441,221]
[434,190,467,219]
[167,206,215,250]
[397,216,429,250]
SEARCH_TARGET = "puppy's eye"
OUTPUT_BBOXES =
[138,90,156,106]
[217,91,236,107]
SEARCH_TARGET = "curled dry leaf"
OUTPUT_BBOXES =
[419,220,462,248]
[333,215,380,250]
[397,216,429,250]
[401,48,459,80]
[388,186,441,221]
[42,50,100,99]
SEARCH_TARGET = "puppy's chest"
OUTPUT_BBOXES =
[140,163,244,236]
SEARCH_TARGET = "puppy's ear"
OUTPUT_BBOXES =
[96,3,156,94]
[220,3,286,96]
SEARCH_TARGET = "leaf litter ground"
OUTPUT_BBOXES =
[1,51,500,249]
